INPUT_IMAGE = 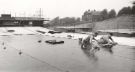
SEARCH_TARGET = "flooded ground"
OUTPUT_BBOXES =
[0,27,135,72]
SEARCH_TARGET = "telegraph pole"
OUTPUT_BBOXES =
[39,8,43,18]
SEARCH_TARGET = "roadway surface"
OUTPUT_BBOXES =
[0,27,135,72]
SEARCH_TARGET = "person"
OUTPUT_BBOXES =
[98,33,116,45]
[81,32,98,49]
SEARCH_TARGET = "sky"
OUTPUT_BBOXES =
[0,0,133,19]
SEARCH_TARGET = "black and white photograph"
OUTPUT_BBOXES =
[0,0,134,72]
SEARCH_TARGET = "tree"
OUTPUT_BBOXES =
[50,17,81,26]
[132,1,135,14]
[118,6,132,16]
[101,9,108,20]
[82,11,89,21]
[76,17,81,22]
[49,17,60,26]
[59,17,77,25]
[108,9,116,18]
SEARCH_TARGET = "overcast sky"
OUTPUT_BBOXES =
[0,0,133,19]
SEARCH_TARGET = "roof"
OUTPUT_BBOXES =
[84,10,101,16]
[14,17,44,21]
[0,17,15,20]
[0,14,47,21]
[91,11,101,15]
[0,17,45,21]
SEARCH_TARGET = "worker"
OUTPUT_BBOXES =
[81,32,98,49]
[98,33,116,45]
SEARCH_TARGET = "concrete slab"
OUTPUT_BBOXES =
[0,27,135,72]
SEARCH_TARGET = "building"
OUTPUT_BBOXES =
[0,14,48,27]
[82,10,102,22]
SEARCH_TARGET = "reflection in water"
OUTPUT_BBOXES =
[3,47,6,50]
[102,47,113,54]
[38,40,42,43]
[81,48,98,62]
[78,38,82,45]
[131,70,135,72]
